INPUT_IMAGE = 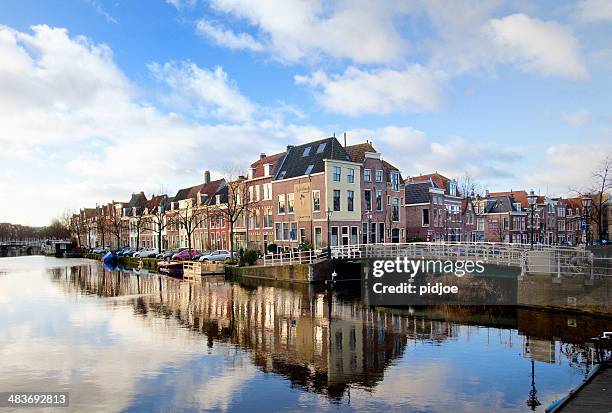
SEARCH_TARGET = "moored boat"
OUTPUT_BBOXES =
[102,251,118,265]
[158,261,184,278]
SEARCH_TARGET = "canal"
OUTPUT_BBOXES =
[0,256,608,412]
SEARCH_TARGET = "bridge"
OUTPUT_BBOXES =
[263,242,611,279]
[0,240,69,257]
[330,242,612,278]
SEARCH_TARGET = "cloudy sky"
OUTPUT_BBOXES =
[1,0,611,226]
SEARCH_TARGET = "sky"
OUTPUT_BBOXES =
[1,0,611,226]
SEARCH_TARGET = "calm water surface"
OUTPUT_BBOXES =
[0,256,608,412]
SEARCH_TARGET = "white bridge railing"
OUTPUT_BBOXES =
[330,242,612,278]
[263,249,328,266]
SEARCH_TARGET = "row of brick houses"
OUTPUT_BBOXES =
[71,135,604,252]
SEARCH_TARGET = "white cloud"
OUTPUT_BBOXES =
[345,126,524,183]
[0,25,316,225]
[488,13,588,79]
[562,109,591,126]
[195,19,263,52]
[148,61,256,122]
[578,0,612,22]
[208,0,407,64]
[295,65,443,116]
[166,0,197,10]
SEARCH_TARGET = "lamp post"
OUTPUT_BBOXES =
[582,195,592,246]
[326,208,332,258]
[528,190,537,250]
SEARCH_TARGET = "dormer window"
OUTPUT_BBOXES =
[248,167,256,179]
[302,147,311,157]
[216,194,221,205]
[449,181,457,197]
[278,171,286,179]
[264,164,272,177]
[305,164,314,175]
[316,143,326,153]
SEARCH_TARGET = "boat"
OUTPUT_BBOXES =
[102,251,118,266]
[158,261,184,278]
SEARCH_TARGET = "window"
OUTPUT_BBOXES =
[375,190,382,211]
[347,168,355,183]
[364,189,372,211]
[305,164,314,175]
[263,183,272,200]
[351,226,358,245]
[275,223,282,240]
[290,222,297,240]
[347,190,354,212]
[312,190,320,212]
[333,189,341,211]
[331,226,339,246]
[314,227,322,249]
[376,169,383,182]
[317,143,326,153]
[283,223,290,240]
[392,198,399,222]
[362,223,368,244]
[264,207,273,228]
[264,164,272,177]
[379,223,385,243]
[278,194,286,214]
[364,169,371,182]
[288,193,294,213]
[333,166,341,182]
[278,171,286,179]
[370,223,376,244]
[302,147,311,157]
[422,208,430,226]
[390,171,399,191]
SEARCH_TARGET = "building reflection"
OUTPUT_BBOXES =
[47,263,604,401]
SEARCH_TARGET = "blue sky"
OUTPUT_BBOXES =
[1,0,611,225]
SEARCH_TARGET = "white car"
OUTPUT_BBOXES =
[133,248,158,258]
[199,250,234,261]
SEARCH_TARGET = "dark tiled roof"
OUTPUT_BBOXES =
[484,196,522,213]
[488,190,528,209]
[405,181,434,204]
[173,178,226,205]
[274,137,352,180]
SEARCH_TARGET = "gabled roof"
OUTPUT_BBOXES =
[410,172,459,197]
[345,142,376,163]
[484,195,522,213]
[173,178,226,204]
[405,181,436,204]
[249,152,286,179]
[565,197,583,211]
[488,190,528,209]
[274,137,352,181]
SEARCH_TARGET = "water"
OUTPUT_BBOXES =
[0,256,607,412]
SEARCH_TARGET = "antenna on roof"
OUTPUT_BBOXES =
[343,132,346,148]
[333,132,335,138]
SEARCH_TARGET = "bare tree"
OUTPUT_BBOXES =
[96,206,108,248]
[218,170,260,255]
[588,155,611,241]
[108,209,125,249]
[132,208,145,250]
[170,200,206,254]
[150,198,168,253]
[457,171,485,198]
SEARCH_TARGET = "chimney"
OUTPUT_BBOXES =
[204,170,210,184]
[286,145,294,152]
[343,132,347,148]
[260,153,266,159]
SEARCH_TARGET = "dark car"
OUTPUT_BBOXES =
[156,248,186,260]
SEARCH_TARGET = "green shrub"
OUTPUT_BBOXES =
[243,249,259,265]
[407,236,424,243]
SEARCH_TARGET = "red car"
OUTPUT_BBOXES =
[171,249,201,261]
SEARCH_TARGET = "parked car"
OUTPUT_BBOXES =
[171,249,201,261]
[91,246,109,254]
[117,247,136,257]
[156,248,185,259]
[134,247,158,258]
[560,240,572,247]
[199,250,235,262]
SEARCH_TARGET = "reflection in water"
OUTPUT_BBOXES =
[0,256,607,412]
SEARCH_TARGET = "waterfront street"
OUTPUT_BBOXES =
[1,256,608,412]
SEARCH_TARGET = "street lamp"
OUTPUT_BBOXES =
[527,190,538,250]
[582,195,592,246]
